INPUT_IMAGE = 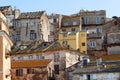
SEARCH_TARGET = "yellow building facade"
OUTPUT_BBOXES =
[59,31,87,53]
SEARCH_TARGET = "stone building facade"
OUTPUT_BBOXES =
[102,17,120,54]
[0,5,21,43]
[61,15,82,33]
[79,10,106,51]
[48,14,62,42]
[14,11,50,46]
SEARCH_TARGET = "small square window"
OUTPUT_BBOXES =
[71,28,75,31]
[63,34,67,37]
[82,43,85,46]
[27,68,35,74]
[62,29,66,32]
[16,69,23,76]
[81,34,85,37]
[28,55,33,60]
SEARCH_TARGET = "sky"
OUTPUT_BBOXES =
[0,0,120,18]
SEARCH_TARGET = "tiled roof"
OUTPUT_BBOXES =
[73,61,120,74]
[17,11,45,19]
[0,6,11,11]
[91,54,120,61]
[11,59,52,68]
[11,41,63,55]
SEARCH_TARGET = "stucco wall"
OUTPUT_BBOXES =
[73,72,120,80]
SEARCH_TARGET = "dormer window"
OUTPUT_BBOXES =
[19,45,27,50]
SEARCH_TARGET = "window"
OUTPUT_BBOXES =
[85,17,89,24]
[85,27,89,31]
[19,45,27,50]
[87,75,90,80]
[36,54,43,60]
[96,27,101,33]
[30,30,36,40]
[27,68,35,74]
[62,41,68,46]
[54,53,60,62]
[83,74,87,80]
[16,31,21,41]
[90,41,96,48]
[71,28,75,31]
[26,23,28,36]
[28,55,33,60]
[81,34,85,37]
[90,74,97,80]
[96,16,100,24]
[64,22,68,26]
[73,21,77,25]
[54,65,59,74]
[108,73,114,80]
[16,69,23,76]
[18,56,24,61]
[53,18,57,23]
[43,43,47,47]
[16,21,21,27]
[63,34,67,37]
[62,29,66,32]
[82,42,85,46]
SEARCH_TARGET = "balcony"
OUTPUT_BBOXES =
[87,33,102,39]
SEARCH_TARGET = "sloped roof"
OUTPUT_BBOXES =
[0,6,11,11]
[11,59,52,68]
[11,41,63,55]
[73,61,120,74]
[91,54,120,62]
[17,11,45,19]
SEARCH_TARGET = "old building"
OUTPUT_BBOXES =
[11,41,84,80]
[48,14,62,41]
[11,59,54,80]
[14,11,50,46]
[102,17,120,54]
[59,31,87,53]
[72,53,120,80]
[0,5,21,43]
[61,15,82,32]
[80,10,106,51]
[0,11,13,80]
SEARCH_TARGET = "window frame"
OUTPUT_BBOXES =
[90,41,96,48]
[16,69,23,76]
[30,30,37,40]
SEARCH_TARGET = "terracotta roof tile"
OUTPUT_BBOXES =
[11,59,52,68]
[91,54,120,61]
